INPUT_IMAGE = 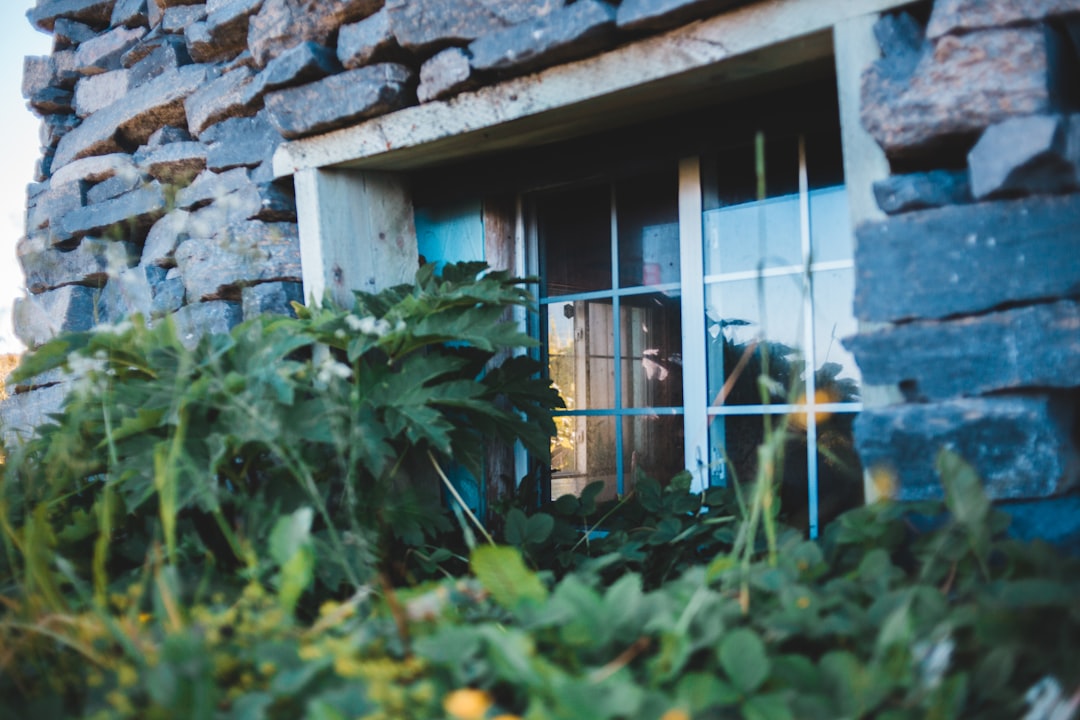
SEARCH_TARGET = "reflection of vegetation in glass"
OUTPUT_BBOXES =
[548,301,577,477]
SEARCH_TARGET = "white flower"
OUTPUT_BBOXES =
[315,355,352,385]
[344,314,391,337]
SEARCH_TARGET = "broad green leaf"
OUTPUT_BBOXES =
[676,672,741,711]
[504,508,529,546]
[719,628,770,694]
[471,545,548,609]
[743,692,794,720]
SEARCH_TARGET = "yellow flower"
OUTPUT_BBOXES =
[443,688,494,720]
[661,710,691,720]
[796,596,811,609]
[492,716,522,720]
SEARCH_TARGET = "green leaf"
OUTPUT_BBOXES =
[504,508,529,546]
[743,693,794,720]
[719,628,770,694]
[936,449,990,565]
[525,513,555,545]
[470,545,548,609]
[676,672,741,711]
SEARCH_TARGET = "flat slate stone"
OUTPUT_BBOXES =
[854,193,1080,322]
[469,0,616,76]
[22,56,53,100]
[264,63,414,139]
[86,169,145,203]
[147,124,192,145]
[18,235,133,293]
[184,179,295,234]
[174,219,300,300]
[862,27,1058,159]
[928,0,1080,39]
[171,300,242,349]
[0,384,69,447]
[161,3,207,32]
[74,68,130,117]
[185,0,263,63]
[846,300,1080,401]
[873,170,971,214]
[13,285,101,348]
[28,0,117,31]
[855,396,1078,501]
[74,24,147,75]
[126,35,193,84]
[140,140,208,182]
[175,167,250,209]
[246,41,341,100]
[53,63,211,169]
[27,180,86,231]
[112,0,149,27]
[338,8,400,70]
[201,110,281,170]
[417,47,473,103]
[242,280,301,319]
[151,270,185,317]
[54,18,99,47]
[51,152,138,186]
[142,208,192,266]
[387,0,565,55]
[967,115,1079,199]
[28,87,74,115]
[52,49,82,88]
[248,0,382,67]
[999,494,1080,553]
[56,180,167,240]
[185,66,261,136]
[617,0,745,32]
[40,114,81,150]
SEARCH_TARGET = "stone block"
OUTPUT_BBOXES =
[855,396,1078,501]
[28,87,74,116]
[386,0,564,55]
[201,111,281,170]
[126,35,193,84]
[13,285,102,348]
[86,170,146,203]
[152,270,186,317]
[0,384,69,447]
[112,0,148,27]
[147,124,192,145]
[264,63,414,139]
[999,493,1080,554]
[176,167,249,209]
[28,0,117,32]
[928,0,1080,40]
[171,300,242,349]
[139,140,208,182]
[873,11,924,68]
[174,219,300,300]
[40,114,81,150]
[186,0,263,63]
[161,3,206,32]
[142,208,192,266]
[469,0,616,77]
[74,24,147,75]
[56,180,167,241]
[338,9,400,70]
[248,0,382,67]
[53,18,99,48]
[19,235,134,293]
[27,180,86,231]
[185,66,261,136]
[246,41,341,101]
[184,180,295,234]
[854,193,1080,322]
[51,152,138,187]
[52,49,82,88]
[74,68,130,117]
[617,0,744,33]
[100,261,177,319]
[846,300,1080,401]
[873,170,971,214]
[22,56,53,100]
[862,27,1061,159]
[417,48,473,103]
[242,280,301,319]
[968,115,1079,199]
[53,63,211,169]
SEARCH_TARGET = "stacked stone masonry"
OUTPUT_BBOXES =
[5,0,1080,546]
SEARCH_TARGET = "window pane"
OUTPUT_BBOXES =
[623,415,684,491]
[811,267,861,403]
[538,184,611,297]
[703,194,801,275]
[809,186,852,264]
[705,275,804,407]
[546,300,615,411]
[621,291,683,408]
[551,415,617,500]
[617,168,680,288]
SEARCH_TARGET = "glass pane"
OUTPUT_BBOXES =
[617,168,680,288]
[811,267,861,404]
[546,300,615,411]
[813,411,864,527]
[705,274,805,407]
[550,415,617,501]
[704,194,801,275]
[622,415,684,492]
[538,184,611,297]
[620,292,683,408]
[809,186,852,264]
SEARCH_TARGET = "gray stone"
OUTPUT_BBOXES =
[185,66,261,136]
[386,0,564,55]
[151,271,185,317]
[52,49,82,88]
[74,68,130,117]
[100,262,174,319]
[53,18,99,48]
[27,180,86,231]
[0,384,69,447]
[242,280,301,318]
[176,167,250,209]
[13,286,102,348]
[246,41,341,100]
[126,35,193,84]
[854,396,1078,501]
[142,208,192,266]
[854,193,1080,322]
[5,366,70,396]
[248,160,275,183]
[161,3,206,32]
[186,0,263,63]
[86,170,146,203]
[617,0,745,32]
[846,300,1080,401]
[140,140,208,182]
[174,219,300,300]
[873,11,924,66]
[51,152,138,187]
[28,87,74,115]
[18,235,134,293]
[22,56,53,100]
[40,114,81,149]
[201,111,281,170]
[927,0,1080,40]
[112,0,148,27]
[222,50,256,73]
[337,9,400,70]
[56,180,167,240]
[74,24,147,75]
[184,180,295,233]
[862,27,1060,159]
[999,494,1080,554]
[968,115,1079,199]
[469,0,616,76]
[171,300,242,349]
[147,124,192,145]
[247,0,382,67]
[872,170,972,214]
[264,63,414,139]
[417,48,473,103]
[53,64,212,169]
[28,0,117,32]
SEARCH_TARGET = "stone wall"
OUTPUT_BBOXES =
[849,0,1080,547]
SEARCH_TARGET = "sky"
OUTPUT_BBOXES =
[0,1,53,354]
